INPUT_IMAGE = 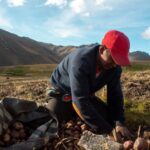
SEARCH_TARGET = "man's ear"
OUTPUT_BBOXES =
[99,45,105,54]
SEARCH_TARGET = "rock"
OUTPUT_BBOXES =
[78,131,123,150]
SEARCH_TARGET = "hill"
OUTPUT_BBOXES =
[0,29,59,66]
[130,51,150,61]
[0,29,149,66]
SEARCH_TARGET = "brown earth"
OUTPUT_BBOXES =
[0,71,149,102]
[121,70,150,101]
[0,70,150,149]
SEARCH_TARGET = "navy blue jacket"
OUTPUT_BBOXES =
[50,44,125,133]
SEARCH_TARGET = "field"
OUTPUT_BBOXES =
[0,61,150,149]
[0,62,150,126]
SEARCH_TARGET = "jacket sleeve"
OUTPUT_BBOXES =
[107,67,125,125]
[69,60,113,134]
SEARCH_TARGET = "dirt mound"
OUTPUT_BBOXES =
[122,71,150,101]
[0,79,48,105]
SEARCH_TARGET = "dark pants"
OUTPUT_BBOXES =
[46,94,114,129]
[46,95,76,124]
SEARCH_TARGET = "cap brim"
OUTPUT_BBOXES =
[111,53,131,66]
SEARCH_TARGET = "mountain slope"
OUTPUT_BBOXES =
[0,29,149,66]
[0,29,59,66]
[130,51,150,61]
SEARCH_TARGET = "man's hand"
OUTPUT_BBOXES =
[115,125,132,139]
[108,125,132,142]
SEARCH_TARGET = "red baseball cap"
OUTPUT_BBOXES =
[102,30,131,66]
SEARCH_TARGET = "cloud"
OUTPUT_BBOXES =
[70,0,85,13]
[69,0,112,16]
[0,17,13,29]
[7,0,26,7]
[44,12,83,38]
[44,0,114,39]
[19,24,32,33]
[46,25,82,38]
[0,7,13,29]
[44,0,67,8]
[69,0,91,18]
[95,0,113,10]
[0,18,12,30]
[142,27,150,39]
[95,0,104,5]
[82,12,90,17]
[53,27,81,38]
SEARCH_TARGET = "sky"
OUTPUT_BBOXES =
[0,0,150,54]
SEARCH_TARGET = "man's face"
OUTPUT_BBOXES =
[99,47,117,70]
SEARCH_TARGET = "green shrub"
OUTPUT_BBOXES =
[124,61,150,71]
[6,67,26,76]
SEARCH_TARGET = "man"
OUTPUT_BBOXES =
[47,30,131,140]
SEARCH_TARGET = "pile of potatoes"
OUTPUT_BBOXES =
[123,137,150,150]
[0,118,149,150]
[0,121,29,147]
[48,118,150,150]
[0,118,87,150]
[123,129,150,150]
[47,118,89,150]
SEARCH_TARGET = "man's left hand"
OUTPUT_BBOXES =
[115,125,132,139]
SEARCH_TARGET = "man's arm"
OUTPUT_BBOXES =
[69,61,113,134]
[107,67,125,125]
[107,67,131,139]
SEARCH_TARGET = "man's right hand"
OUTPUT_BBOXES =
[115,125,132,140]
[108,125,132,143]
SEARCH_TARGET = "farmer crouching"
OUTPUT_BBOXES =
[46,30,132,140]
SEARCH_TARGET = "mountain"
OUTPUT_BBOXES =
[0,29,149,66]
[129,51,150,61]
[0,29,73,66]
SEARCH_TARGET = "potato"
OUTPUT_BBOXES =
[65,122,73,128]
[11,130,20,139]
[147,140,150,149]
[64,129,72,135]
[74,125,81,131]
[123,140,134,150]
[143,131,150,139]
[3,133,11,143]
[80,124,88,132]
[5,129,11,134]
[67,142,74,147]
[0,141,5,146]
[133,137,148,150]
[77,120,83,126]
[13,122,24,130]
[19,129,26,139]
[67,147,74,150]
[74,133,80,138]
[74,130,80,134]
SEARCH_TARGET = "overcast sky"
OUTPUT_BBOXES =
[0,0,150,54]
